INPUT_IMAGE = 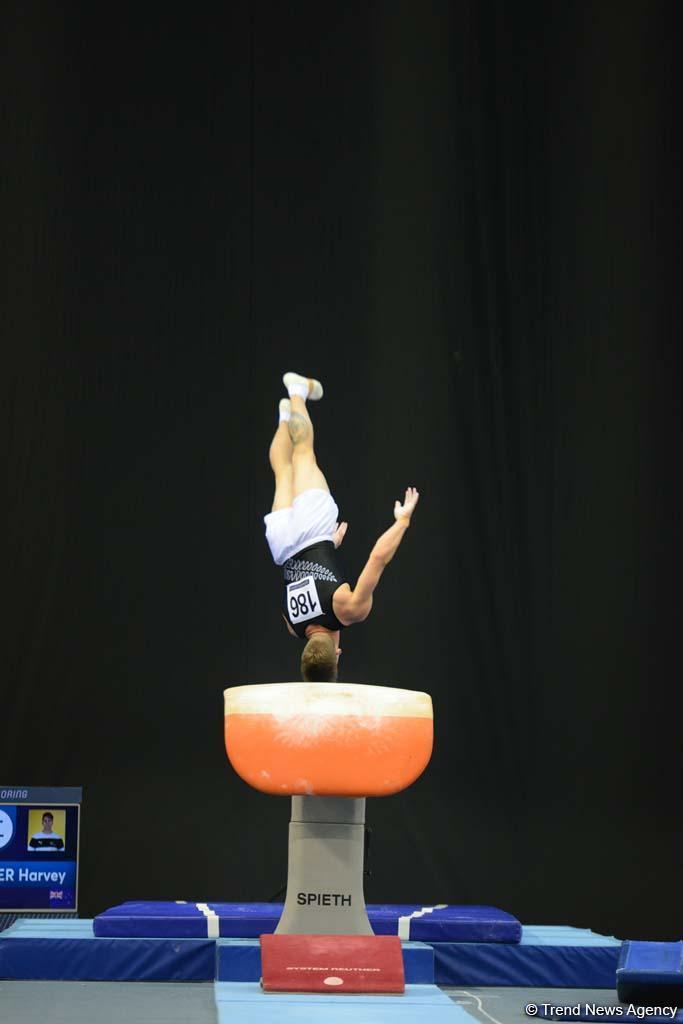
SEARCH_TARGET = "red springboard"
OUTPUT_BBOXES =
[260,933,405,993]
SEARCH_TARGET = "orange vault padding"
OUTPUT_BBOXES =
[224,682,433,798]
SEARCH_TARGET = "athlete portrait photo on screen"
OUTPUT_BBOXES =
[27,809,65,852]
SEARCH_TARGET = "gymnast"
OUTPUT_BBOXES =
[265,372,419,682]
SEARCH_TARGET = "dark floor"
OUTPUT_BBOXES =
[0,982,619,1024]
[0,980,217,1024]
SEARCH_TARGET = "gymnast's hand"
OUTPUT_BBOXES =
[394,487,420,523]
[332,521,348,549]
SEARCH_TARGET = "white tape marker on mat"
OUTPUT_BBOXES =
[196,902,220,938]
[397,904,448,941]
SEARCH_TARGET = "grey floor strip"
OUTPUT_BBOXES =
[0,983,621,1024]
[0,980,218,1024]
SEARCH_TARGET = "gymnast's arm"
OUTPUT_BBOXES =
[335,487,420,625]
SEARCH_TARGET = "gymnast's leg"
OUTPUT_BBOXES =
[269,400,294,512]
[289,396,330,497]
[282,375,330,498]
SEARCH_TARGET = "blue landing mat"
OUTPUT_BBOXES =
[432,925,622,987]
[0,921,430,984]
[0,919,621,987]
[94,901,522,943]
[0,920,214,982]
[214,982,472,1024]
[617,941,683,1004]
[216,938,434,983]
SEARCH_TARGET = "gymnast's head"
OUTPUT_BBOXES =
[300,630,340,682]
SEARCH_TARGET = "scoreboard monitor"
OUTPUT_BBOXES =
[0,786,82,913]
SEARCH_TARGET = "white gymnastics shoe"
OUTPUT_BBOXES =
[282,371,324,401]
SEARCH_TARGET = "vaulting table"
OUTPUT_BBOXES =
[223,682,434,939]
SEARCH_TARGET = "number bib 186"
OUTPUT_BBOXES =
[286,575,322,625]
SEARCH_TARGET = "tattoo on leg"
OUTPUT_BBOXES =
[288,412,311,446]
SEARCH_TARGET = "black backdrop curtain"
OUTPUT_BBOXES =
[2,1,681,939]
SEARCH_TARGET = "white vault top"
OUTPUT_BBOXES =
[224,682,433,719]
